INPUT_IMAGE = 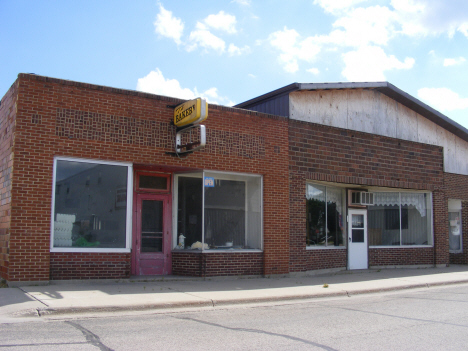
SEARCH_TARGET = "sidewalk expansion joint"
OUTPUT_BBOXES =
[166,286,216,306]
[17,287,49,307]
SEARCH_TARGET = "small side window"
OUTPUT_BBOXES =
[449,210,462,253]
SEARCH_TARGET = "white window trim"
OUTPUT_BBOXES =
[369,245,432,249]
[306,246,346,250]
[202,249,263,253]
[172,170,263,252]
[50,157,133,253]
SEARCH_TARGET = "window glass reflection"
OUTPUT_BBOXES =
[53,160,128,248]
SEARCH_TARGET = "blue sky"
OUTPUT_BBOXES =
[1,0,467,128]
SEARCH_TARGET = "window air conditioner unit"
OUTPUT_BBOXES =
[351,191,374,206]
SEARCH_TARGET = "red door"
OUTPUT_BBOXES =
[133,193,172,275]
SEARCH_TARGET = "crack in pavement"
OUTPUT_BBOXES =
[319,304,468,329]
[65,321,113,351]
[174,316,339,351]
[165,286,216,306]
[17,287,49,307]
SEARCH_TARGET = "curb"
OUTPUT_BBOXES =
[16,279,468,317]
[11,278,468,318]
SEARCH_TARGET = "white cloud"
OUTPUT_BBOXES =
[232,0,251,5]
[459,23,468,37]
[391,0,468,38]
[329,6,396,47]
[268,0,468,74]
[153,6,244,56]
[153,4,184,45]
[185,12,246,55]
[248,73,256,78]
[314,0,370,14]
[202,87,220,99]
[267,6,398,73]
[283,61,299,73]
[342,46,415,81]
[269,27,321,73]
[204,11,237,34]
[418,87,468,111]
[307,68,320,75]
[137,69,196,99]
[228,43,250,56]
[136,69,233,105]
[199,87,235,106]
[187,23,226,53]
[443,57,466,66]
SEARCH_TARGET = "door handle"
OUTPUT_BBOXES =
[348,236,351,242]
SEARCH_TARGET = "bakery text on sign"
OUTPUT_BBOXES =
[174,98,208,127]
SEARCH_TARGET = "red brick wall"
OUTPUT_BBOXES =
[7,74,289,281]
[0,81,17,280]
[369,247,434,266]
[50,253,131,280]
[203,252,263,277]
[305,249,347,271]
[445,173,468,200]
[172,252,203,276]
[172,252,263,277]
[289,119,444,271]
[433,189,449,265]
[289,120,443,186]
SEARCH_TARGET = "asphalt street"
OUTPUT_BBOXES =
[2,284,468,350]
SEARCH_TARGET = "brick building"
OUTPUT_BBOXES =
[236,82,468,273]
[0,74,289,284]
[0,75,467,285]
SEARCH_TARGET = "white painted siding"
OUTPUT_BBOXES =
[290,90,468,175]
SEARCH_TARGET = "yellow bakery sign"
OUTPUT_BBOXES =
[174,98,208,127]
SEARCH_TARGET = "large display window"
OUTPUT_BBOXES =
[368,192,433,246]
[306,183,346,248]
[174,171,262,251]
[51,157,133,252]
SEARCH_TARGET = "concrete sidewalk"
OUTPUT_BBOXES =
[2,265,468,320]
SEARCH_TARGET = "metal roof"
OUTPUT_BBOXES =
[235,82,468,143]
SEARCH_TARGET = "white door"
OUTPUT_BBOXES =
[348,209,368,270]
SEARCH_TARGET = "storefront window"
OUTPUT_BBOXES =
[176,174,203,249]
[175,172,262,250]
[448,200,463,253]
[306,183,345,247]
[52,158,132,251]
[368,192,433,246]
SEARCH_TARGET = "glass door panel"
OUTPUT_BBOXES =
[141,200,163,252]
[352,214,365,243]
